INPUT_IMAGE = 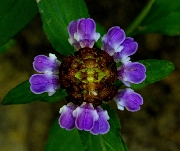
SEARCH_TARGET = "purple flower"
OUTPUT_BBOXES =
[30,18,146,135]
[117,61,146,87]
[90,106,110,135]
[33,53,61,73]
[68,18,100,49]
[73,102,99,131]
[29,53,61,96]
[114,88,143,112]
[59,102,77,130]
[29,72,60,96]
[113,38,138,62]
[101,26,125,56]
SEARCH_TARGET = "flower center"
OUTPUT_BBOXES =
[75,68,105,83]
[59,47,118,106]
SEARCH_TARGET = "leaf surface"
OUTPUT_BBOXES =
[2,80,67,105]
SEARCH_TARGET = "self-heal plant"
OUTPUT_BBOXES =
[1,0,176,150]
[29,18,146,135]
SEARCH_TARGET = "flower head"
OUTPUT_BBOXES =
[29,18,146,135]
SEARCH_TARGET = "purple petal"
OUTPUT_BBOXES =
[117,61,146,86]
[102,26,125,56]
[29,72,60,96]
[59,102,77,130]
[90,106,110,135]
[113,38,138,62]
[33,53,61,73]
[114,88,143,112]
[73,102,99,131]
[68,20,80,49]
[75,18,100,48]
[68,18,100,49]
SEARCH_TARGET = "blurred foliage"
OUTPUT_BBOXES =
[126,0,180,36]
[0,39,15,53]
[0,0,38,49]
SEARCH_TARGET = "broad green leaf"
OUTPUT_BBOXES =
[37,0,89,56]
[2,80,67,105]
[79,104,128,151]
[0,39,15,53]
[131,59,174,89]
[44,119,84,151]
[126,0,180,36]
[0,0,38,47]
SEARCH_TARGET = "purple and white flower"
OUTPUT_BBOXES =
[33,53,61,73]
[117,61,146,87]
[113,37,138,62]
[90,106,110,135]
[29,53,60,96]
[114,88,143,112]
[29,18,146,135]
[68,18,100,49]
[59,102,77,130]
[101,26,125,56]
[73,102,99,131]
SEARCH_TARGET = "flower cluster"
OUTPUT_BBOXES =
[29,54,61,96]
[29,18,146,135]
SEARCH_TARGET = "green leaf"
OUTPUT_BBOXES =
[37,0,89,56]
[44,119,84,151]
[0,0,38,47]
[131,59,174,89]
[2,80,67,105]
[126,0,180,36]
[79,104,128,151]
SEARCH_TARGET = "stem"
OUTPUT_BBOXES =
[125,0,155,36]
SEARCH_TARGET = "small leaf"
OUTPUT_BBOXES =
[2,80,67,105]
[126,0,180,36]
[37,0,89,56]
[131,59,174,89]
[79,104,128,151]
[44,119,84,151]
[0,0,38,46]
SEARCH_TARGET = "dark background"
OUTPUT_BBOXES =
[0,0,179,150]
